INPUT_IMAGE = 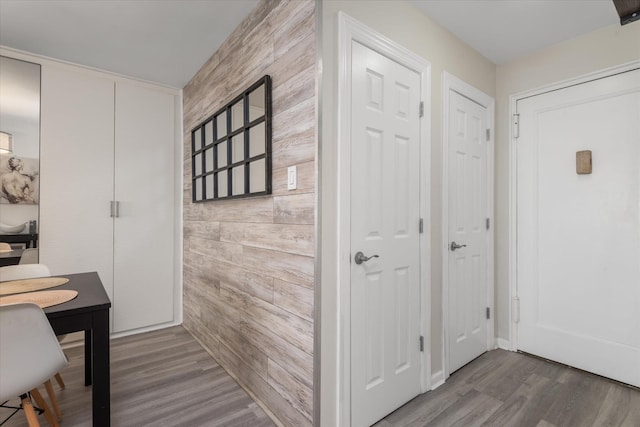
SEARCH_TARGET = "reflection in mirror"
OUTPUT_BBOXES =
[193,128,202,151]
[194,179,203,201]
[205,174,214,200]
[217,142,227,168]
[231,134,244,163]
[248,84,265,122]
[249,123,265,157]
[231,100,244,131]
[204,120,214,145]
[216,112,227,138]
[194,153,202,175]
[250,159,266,193]
[205,148,214,171]
[217,171,228,197]
[232,166,244,196]
[0,56,41,259]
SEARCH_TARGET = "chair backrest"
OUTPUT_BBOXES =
[0,242,11,252]
[18,248,39,265]
[0,303,69,401]
[0,264,51,282]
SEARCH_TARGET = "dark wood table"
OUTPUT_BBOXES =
[43,272,111,426]
[0,249,23,266]
[0,233,38,248]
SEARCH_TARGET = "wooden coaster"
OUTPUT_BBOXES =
[0,289,78,308]
[0,277,70,296]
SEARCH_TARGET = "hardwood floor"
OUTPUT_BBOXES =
[3,328,638,426]
[375,349,640,427]
[0,326,275,427]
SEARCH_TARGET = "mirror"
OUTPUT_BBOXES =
[191,75,271,202]
[0,56,41,257]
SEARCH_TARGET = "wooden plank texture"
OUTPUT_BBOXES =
[181,0,316,425]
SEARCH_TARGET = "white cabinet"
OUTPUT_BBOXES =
[112,82,176,332]
[40,66,116,302]
[40,64,179,334]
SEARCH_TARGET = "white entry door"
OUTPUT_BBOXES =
[446,89,490,373]
[516,68,640,387]
[350,41,422,427]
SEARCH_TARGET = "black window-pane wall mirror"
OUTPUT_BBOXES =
[191,75,272,202]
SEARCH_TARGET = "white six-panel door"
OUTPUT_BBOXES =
[350,41,422,427]
[516,68,640,387]
[447,90,490,374]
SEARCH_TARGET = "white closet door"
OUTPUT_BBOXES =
[113,82,175,333]
[40,65,115,304]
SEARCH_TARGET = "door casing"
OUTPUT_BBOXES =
[337,12,432,426]
[507,60,640,350]
[441,72,495,384]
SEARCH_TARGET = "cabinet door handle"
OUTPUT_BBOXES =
[110,201,120,218]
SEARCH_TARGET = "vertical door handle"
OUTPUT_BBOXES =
[110,201,120,218]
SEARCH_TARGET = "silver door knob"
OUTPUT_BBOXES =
[450,241,467,251]
[354,251,379,265]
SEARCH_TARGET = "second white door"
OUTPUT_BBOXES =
[446,89,490,374]
[350,41,422,427]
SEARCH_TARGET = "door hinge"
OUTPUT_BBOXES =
[419,218,424,233]
[486,128,490,141]
[419,101,424,118]
[486,307,491,319]
[419,335,424,352]
[486,218,490,230]
[513,114,520,139]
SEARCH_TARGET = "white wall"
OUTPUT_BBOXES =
[494,22,640,342]
[320,1,495,424]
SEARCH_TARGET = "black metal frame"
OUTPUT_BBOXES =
[191,75,272,202]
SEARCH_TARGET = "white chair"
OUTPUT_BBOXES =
[0,264,51,282]
[0,264,67,419]
[19,248,39,265]
[0,303,69,426]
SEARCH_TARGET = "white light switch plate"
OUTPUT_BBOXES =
[287,165,297,190]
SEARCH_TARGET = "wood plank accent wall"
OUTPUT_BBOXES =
[182,1,316,425]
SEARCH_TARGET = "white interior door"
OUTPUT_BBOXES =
[516,68,640,387]
[350,41,422,427]
[446,90,490,374]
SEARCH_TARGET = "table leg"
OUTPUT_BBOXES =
[92,308,110,426]
[85,329,92,386]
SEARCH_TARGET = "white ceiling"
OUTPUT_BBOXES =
[0,0,259,88]
[0,1,623,88]
[410,0,620,64]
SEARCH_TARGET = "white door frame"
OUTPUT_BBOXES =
[441,72,495,382]
[507,60,640,351]
[337,12,431,426]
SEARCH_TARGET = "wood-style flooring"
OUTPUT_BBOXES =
[3,326,639,426]
[0,326,275,427]
[375,349,640,427]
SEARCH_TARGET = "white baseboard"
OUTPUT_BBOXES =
[496,338,512,350]
[431,370,445,390]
